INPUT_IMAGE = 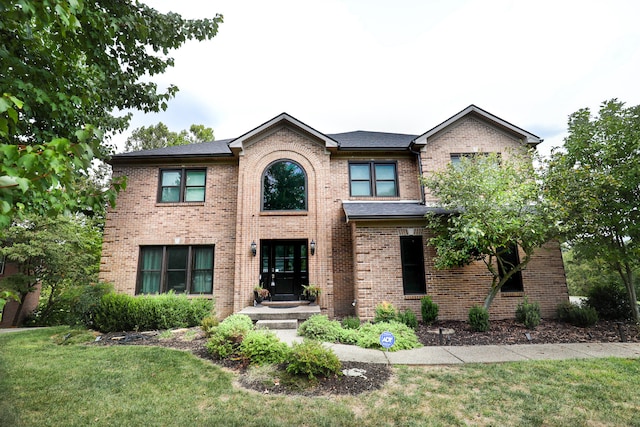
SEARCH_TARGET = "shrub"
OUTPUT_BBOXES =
[397,308,418,329]
[557,302,599,327]
[240,330,290,365]
[515,297,541,329]
[200,315,219,337]
[337,327,360,345]
[586,282,632,320]
[421,296,439,325]
[298,315,343,342]
[93,292,214,332]
[356,321,422,351]
[468,305,490,332]
[374,301,397,323]
[341,316,360,329]
[205,314,254,359]
[285,340,341,379]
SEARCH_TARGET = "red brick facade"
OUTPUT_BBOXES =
[100,107,569,321]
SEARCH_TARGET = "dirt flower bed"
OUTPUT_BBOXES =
[90,319,639,396]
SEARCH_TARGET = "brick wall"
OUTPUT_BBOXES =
[351,224,568,322]
[100,160,239,318]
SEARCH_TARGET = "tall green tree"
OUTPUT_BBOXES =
[124,123,215,152]
[545,99,640,323]
[0,214,102,326]
[0,1,222,226]
[422,151,558,310]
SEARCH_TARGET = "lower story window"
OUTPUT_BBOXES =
[138,245,214,294]
[400,236,426,294]
[499,244,524,292]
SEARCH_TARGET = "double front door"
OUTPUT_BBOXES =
[260,239,308,301]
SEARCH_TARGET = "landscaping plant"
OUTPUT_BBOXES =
[421,295,439,325]
[515,297,541,329]
[468,305,490,332]
[285,340,342,380]
[557,302,599,327]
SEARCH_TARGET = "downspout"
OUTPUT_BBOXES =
[409,142,426,205]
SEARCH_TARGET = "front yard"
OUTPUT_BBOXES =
[1,327,640,426]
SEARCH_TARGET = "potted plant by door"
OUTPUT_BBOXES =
[254,286,270,305]
[302,284,321,304]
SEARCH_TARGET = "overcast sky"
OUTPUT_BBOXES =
[115,0,640,156]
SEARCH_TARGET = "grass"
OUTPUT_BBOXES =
[2,327,640,426]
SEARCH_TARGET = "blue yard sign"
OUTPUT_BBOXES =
[379,331,395,349]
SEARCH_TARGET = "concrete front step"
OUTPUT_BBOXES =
[256,319,299,330]
[238,304,321,322]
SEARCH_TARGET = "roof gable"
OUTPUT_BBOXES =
[412,105,542,148]
[228,113,338,155]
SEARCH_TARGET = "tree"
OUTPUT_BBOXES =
[545,99,640,323]
[421,151,558,310]
[0,1,222,226]
[0,214,102,326]
[124,123,215,152]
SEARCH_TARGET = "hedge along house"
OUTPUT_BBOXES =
[100,105,569,321]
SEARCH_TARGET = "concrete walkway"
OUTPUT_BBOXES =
[4,327,640,365]
[273,329,640,365]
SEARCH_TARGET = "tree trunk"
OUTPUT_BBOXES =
[620,263,640,324]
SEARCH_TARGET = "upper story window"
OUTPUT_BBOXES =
[349,162,398,197]
[262,160,307,211]
[158,169,206,203]
[450,152,497,168]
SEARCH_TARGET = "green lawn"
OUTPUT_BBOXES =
[2,327,640,426]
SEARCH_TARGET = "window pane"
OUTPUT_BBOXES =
[400,237,426,294]
[162,171,181,187]
[184,187,205,202]
[376,181,397,196]
[186,170,205,186]
[351,181,371,196]
[350,164,370,180]
[193,247,213,269]
[161,187,180,202]
[191,271,212,293]
[167,247,188,270]
[167,271,187,293]
[142,248,162,270]
[263,161,307,210]
[374,164,395,180]
[141,272,161,293]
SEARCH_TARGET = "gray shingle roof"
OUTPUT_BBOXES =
[342,202,453,221]
[111,139,233,161]
[328,131,417,150]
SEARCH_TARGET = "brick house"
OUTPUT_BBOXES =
[100,105,569,321]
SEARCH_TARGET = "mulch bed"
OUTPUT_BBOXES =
[90,319,639,396]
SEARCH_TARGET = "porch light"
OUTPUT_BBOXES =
[250,241,257,256]
[310,240,316,256]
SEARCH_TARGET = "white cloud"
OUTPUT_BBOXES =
[113,0,640,157]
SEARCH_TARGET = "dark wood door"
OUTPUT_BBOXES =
[260,240,308,301]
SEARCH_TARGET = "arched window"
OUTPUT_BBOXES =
[262,160,307,211]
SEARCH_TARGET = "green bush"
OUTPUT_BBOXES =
[356,321,422,351]
[285,340,341,379]
[240,330,290,365]
[205,314,254,359]
[337,327,360,345]
[586,282,632,320]
[468,305,490,332]
[201,315,219,337]
[557,302,599,327]
[27,282,114,327]
[297,315,343,342]
[341,316,360,329]
[373,301,397,323]
[515,297,541,329]
[420,296,439,325]
[93,292,213,332]
[397,308,418,329]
